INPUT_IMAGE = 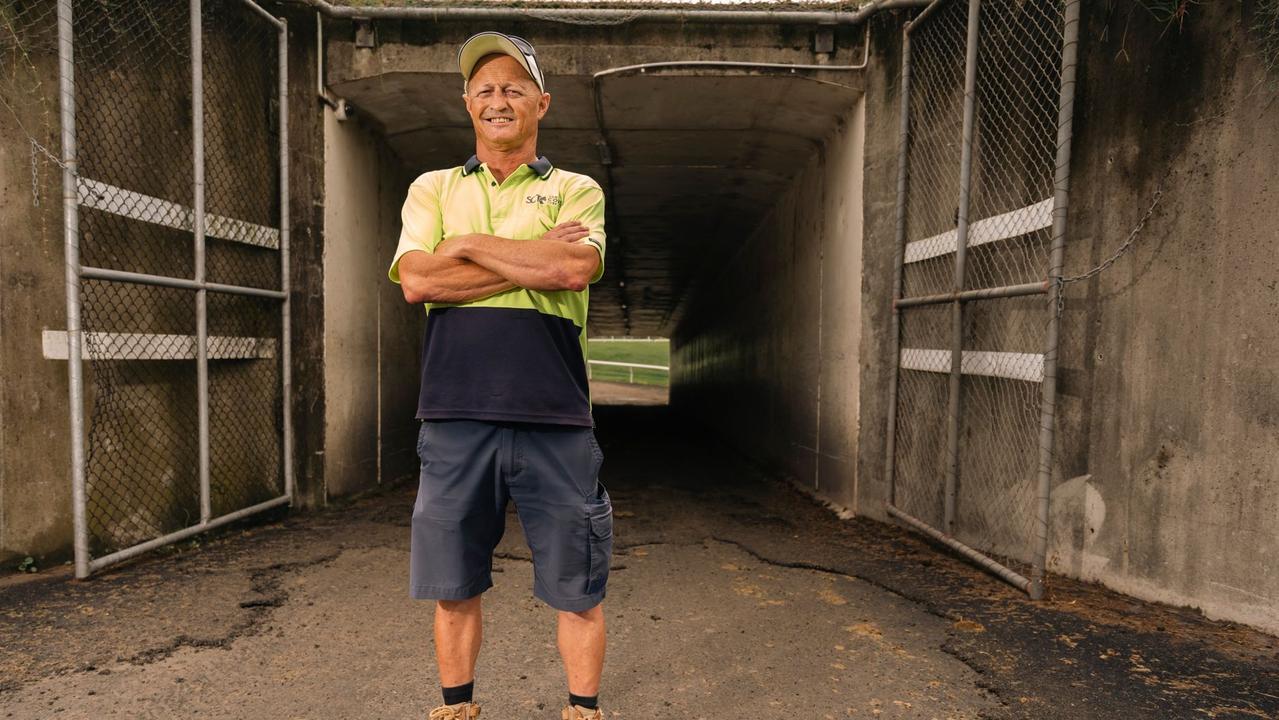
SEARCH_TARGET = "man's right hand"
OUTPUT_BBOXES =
[541,221,591,244]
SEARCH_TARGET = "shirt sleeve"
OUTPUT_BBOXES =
[558,177,607,284]
[388,174,444,284]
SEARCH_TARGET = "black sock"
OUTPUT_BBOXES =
[442,681,474,706]
[569,693,598,710]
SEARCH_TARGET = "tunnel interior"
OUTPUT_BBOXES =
[331,65,865,338]
[321,18,874,509]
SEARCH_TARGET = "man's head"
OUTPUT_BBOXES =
[458,32,550,155]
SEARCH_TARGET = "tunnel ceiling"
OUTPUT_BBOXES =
[332,69,861,337]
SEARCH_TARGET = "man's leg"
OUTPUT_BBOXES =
[557,603,606,697]
[410,420,509,713]
[508,425,612,714]
[436,595,484,687]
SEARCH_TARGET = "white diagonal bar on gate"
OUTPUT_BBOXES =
[904,198,1053,264]
[76,177,280,249]
[900,347,1044,383]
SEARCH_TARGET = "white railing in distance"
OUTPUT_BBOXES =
[587,359,670,384]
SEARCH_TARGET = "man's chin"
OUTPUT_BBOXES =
[478,131,529,151]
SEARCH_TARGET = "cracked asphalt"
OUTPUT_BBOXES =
[2,391,1277,719]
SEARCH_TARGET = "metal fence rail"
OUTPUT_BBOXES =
[886,0,1079,598]
[42,0,292,577]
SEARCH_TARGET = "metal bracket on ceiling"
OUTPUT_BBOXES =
[813,26,835,54]
[354,18,377,48]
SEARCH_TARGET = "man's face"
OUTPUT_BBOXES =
[464,54,550,152]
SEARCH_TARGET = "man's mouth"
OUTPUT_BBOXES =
[484,117,514,125]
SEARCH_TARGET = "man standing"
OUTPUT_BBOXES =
[387,32,611,720]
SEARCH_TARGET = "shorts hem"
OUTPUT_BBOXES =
[535,587,606,612]
[409,576,493,601]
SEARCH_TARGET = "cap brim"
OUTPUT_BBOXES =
[459,33,543,92]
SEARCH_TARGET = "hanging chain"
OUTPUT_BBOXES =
[1053,188,1164,315]
[28,137,72,208]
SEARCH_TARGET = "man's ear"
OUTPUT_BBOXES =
[537,92,551,119]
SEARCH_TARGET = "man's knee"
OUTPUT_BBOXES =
[438,595,483,614]
[559,602,603,623]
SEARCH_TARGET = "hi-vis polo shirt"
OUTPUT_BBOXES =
[388,155,606,427]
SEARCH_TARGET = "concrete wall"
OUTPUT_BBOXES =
[850,4,1279,633]
[672,98,866,512]
[322,107,419,498]
[0,48,71,565]
[1042,1,1279,634]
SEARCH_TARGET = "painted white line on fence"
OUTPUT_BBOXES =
[900,347,1044,383]
[43,330,277,361]
[77,177,280,249]
[904,198,1053,264]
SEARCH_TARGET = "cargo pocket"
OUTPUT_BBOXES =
[585,487,613,595]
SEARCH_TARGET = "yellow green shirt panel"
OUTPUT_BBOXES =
[387,158,607,320]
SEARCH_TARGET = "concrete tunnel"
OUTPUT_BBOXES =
[3,0,1279,648]
[319,8,883,513]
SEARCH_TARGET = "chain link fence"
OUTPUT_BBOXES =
[4,0,291,575]
[887,0,1079,597]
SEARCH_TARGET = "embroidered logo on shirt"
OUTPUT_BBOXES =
[525,194,562,206]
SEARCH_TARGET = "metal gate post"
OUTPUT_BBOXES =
[57,0,90,580]
[944,0,982,534]
[885,27,912,508]
[278,17,293,504]
[1031,0,1080,600]
[192,0,211,524]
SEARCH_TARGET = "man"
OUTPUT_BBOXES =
[387,31,612,720]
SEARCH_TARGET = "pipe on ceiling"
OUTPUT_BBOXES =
[294,0,933,26]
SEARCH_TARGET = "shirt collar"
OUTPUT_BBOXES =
[528,156,554,179]
[460,154,555,181]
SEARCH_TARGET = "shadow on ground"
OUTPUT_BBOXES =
[1,402,1276,719]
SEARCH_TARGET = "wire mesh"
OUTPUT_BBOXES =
[891,0,1070,594]
[71,0,198,555]
[965,0,1064,291]
[955,295,1047,572]
[54,0,285,562]
[892,304,951,527]
[202,0,281,292]
[208,293,283,517]
[901,0,969,300]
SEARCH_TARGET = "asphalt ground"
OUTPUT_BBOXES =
[1,389,1276,719]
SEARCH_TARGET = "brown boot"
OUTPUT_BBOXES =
[562,705,603,720]
[429,702,481,720]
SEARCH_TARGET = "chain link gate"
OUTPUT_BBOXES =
[885,0,1079,597]
[50,0,292,577]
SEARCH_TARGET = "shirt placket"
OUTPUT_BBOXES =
[486,166,515,235]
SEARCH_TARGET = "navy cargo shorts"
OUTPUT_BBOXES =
[410,419,613,612]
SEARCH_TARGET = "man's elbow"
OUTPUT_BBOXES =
[555,256,599,292]
[401,277,437,304]
[550,265,591,292]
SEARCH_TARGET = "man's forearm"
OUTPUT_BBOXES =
[446,233,600,292]
[398,251,516,304]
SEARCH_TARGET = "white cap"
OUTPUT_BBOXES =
[458,31,546,93]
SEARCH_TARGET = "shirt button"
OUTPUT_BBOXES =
[490,181,496,187]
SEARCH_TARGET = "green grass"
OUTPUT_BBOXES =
[587,338,670,387]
